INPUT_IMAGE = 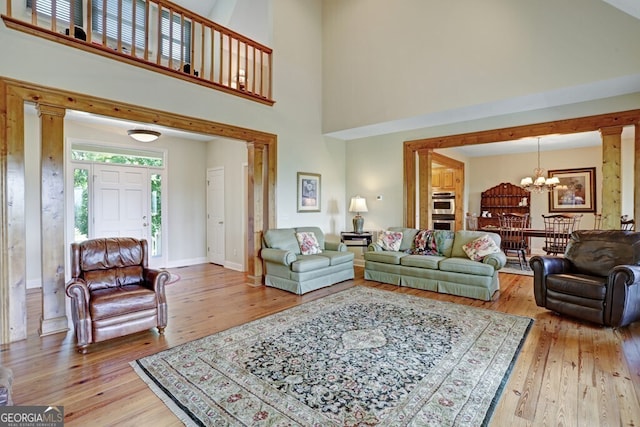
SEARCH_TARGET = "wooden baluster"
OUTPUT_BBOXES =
[51,0,57,32]
[227,32,232,88]
[6,0,11,16]
[168,9,173,69]
[101,0,107,46]
[251,46,256,94]
[116,0,122,52]
[218,32,223,84]
[86,0,92,44]
[235,39,241,89]
[130,0,136,56]
[209,27,215,82]
[155,4,162,65]
[244,42,248,91]
[69,0,75,37]
[179,13,185,72]
[31,0,37,25]
[144,0,150,61]
[199,21,204,78]
[260,50,265,97]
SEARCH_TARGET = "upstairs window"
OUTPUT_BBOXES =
[92,0,146,50]
[26,0,83,27]
[161,10,191,64]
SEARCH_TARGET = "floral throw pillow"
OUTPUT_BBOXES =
[411,229,438,255]
[462,234,501,261]
[377,231,403,251]
[295,232,322,255]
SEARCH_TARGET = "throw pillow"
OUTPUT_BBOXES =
[462,234,501,261]
[434,230,455,256]
[377,230,403,251]
[295,232,322,255]
[411,229,438,255]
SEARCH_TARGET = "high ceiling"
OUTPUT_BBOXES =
[57,1,639,155]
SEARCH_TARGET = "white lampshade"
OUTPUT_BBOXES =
[349,196,368,213]
[520,177,533,186]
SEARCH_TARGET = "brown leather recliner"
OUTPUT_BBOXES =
[66,237,170,353]
[530,230,640,327]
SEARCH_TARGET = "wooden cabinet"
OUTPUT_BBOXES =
[432,167,455,190]
[477,182,530,228]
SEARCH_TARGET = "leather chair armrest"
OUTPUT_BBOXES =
[144,268,170,293]
[607,265,640,327]
[66,278,90,306]
[530,255,573,307]
[144,268,169,329]
[325,241,347,252]
[65,279,92,351]
[261,248,296,266]
[483,251,507,269]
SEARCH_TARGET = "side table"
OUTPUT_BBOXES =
[340,232,373,248]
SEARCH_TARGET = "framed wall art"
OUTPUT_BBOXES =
[548,167,596,213]
[297,172,321,212]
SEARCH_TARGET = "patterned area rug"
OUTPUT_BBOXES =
[131,287,532,426]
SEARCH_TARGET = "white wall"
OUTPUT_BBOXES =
[207,138,247,270]
[2,0,350,283]
[322,0,640,134]
[23,111,210,286]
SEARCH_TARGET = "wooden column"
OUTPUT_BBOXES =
[600,126,623,230]
[1,83,27,343]
[246,142,264,285]
[635,124,640,226]
[37,103,69,336]
[403,144,417,228]
[417,149,432,230]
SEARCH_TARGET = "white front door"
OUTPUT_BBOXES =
[207,167,225,265]
[93,164,150,241]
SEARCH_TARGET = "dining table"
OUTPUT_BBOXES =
[479,227,570,239]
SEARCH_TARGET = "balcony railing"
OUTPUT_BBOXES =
[2,0,274,105]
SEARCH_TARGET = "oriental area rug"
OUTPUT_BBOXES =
[131,287,532,426]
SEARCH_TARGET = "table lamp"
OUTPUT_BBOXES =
[349,196,368,234]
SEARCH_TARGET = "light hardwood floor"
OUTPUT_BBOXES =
[2,264,639,426]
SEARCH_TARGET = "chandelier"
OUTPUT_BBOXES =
[520,137,559,193]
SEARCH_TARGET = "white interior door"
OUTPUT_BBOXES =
[207,167,225,265]
[93,164,150,240]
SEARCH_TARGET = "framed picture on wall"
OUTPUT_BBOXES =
[297,172,321,212]
[548,167,596,213]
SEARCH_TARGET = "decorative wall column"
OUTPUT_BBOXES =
[1,82,27,343]
[635,124,640,227]
[37,103,68,336]
[600,126,623,230]
[247,142,267,285]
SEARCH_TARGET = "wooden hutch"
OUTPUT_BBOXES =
[477,182,530,228]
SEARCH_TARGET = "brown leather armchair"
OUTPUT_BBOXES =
[66,237,170,353]
[530,230,640,327]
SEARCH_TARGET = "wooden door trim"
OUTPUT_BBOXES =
[404,109,640,227]
[0,76,276,343]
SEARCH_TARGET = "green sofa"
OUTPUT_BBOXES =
[261,226,355,294]
[364,227,506,301]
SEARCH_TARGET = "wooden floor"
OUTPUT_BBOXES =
[2,265,639,426]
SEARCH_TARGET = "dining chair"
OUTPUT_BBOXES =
[593,213,602,230]
[541,213,583,256]
[621,215,635,231]
[498,213,530,269]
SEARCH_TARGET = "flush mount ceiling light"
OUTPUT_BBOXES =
[127,129,161,142]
